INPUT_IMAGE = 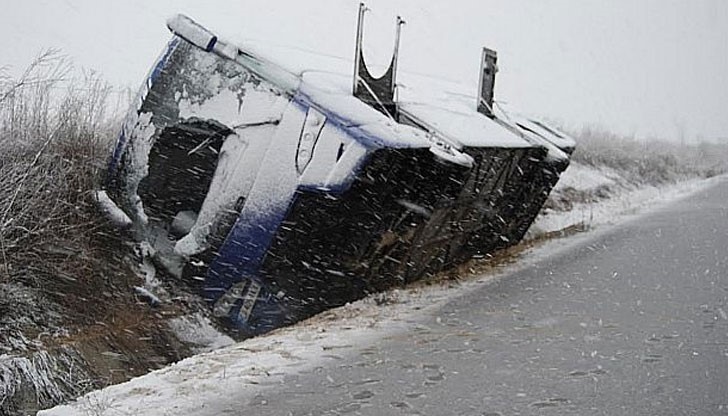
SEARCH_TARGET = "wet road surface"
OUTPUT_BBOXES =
[245,178,728,415]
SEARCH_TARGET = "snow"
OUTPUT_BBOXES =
[39,168,726,416]
[177,86,288,128]
[2,349,86,410]
[167,314,234,354]
[178,89,243,126]
[529,164,724,237]
[399,102,531,149]
[233,104,305,217]
[552,162,619,191]
[132,286,161,307]
[122,111,157,225]
[136,242,160,287]
[296,72,431,149]
[232,39,353,79]
[93,190,132,229]
[298,123,366,190]
[493,103,577,151]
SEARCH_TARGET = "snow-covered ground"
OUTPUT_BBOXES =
[530,163,717,236]
[39,164,724,416]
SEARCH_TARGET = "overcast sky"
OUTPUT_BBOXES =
[2,0,726,142]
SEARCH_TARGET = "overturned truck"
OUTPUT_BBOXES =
[102,7,574,337]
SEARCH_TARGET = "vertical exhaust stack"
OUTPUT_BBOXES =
[352,2,405,120]
[477,47,498,118]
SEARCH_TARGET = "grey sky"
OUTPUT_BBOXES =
[1,0,726,141]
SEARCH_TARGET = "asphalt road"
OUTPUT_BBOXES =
[246,178,728,416]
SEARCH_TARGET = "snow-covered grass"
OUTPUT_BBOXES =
[0,51,116,412]
[534,126,728,235]
[0,49,120,286]
[570,125,728,184]
[1,348,94,412]
[531,163,719,237]
[0,52,163,415]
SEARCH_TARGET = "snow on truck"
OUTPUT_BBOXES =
[100,6,574,337]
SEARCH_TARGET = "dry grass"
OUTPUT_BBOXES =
[0,49,119,286]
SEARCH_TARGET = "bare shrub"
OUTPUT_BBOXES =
[0,50,120,285]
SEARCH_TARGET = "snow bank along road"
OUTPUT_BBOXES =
[42,176,728,415]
